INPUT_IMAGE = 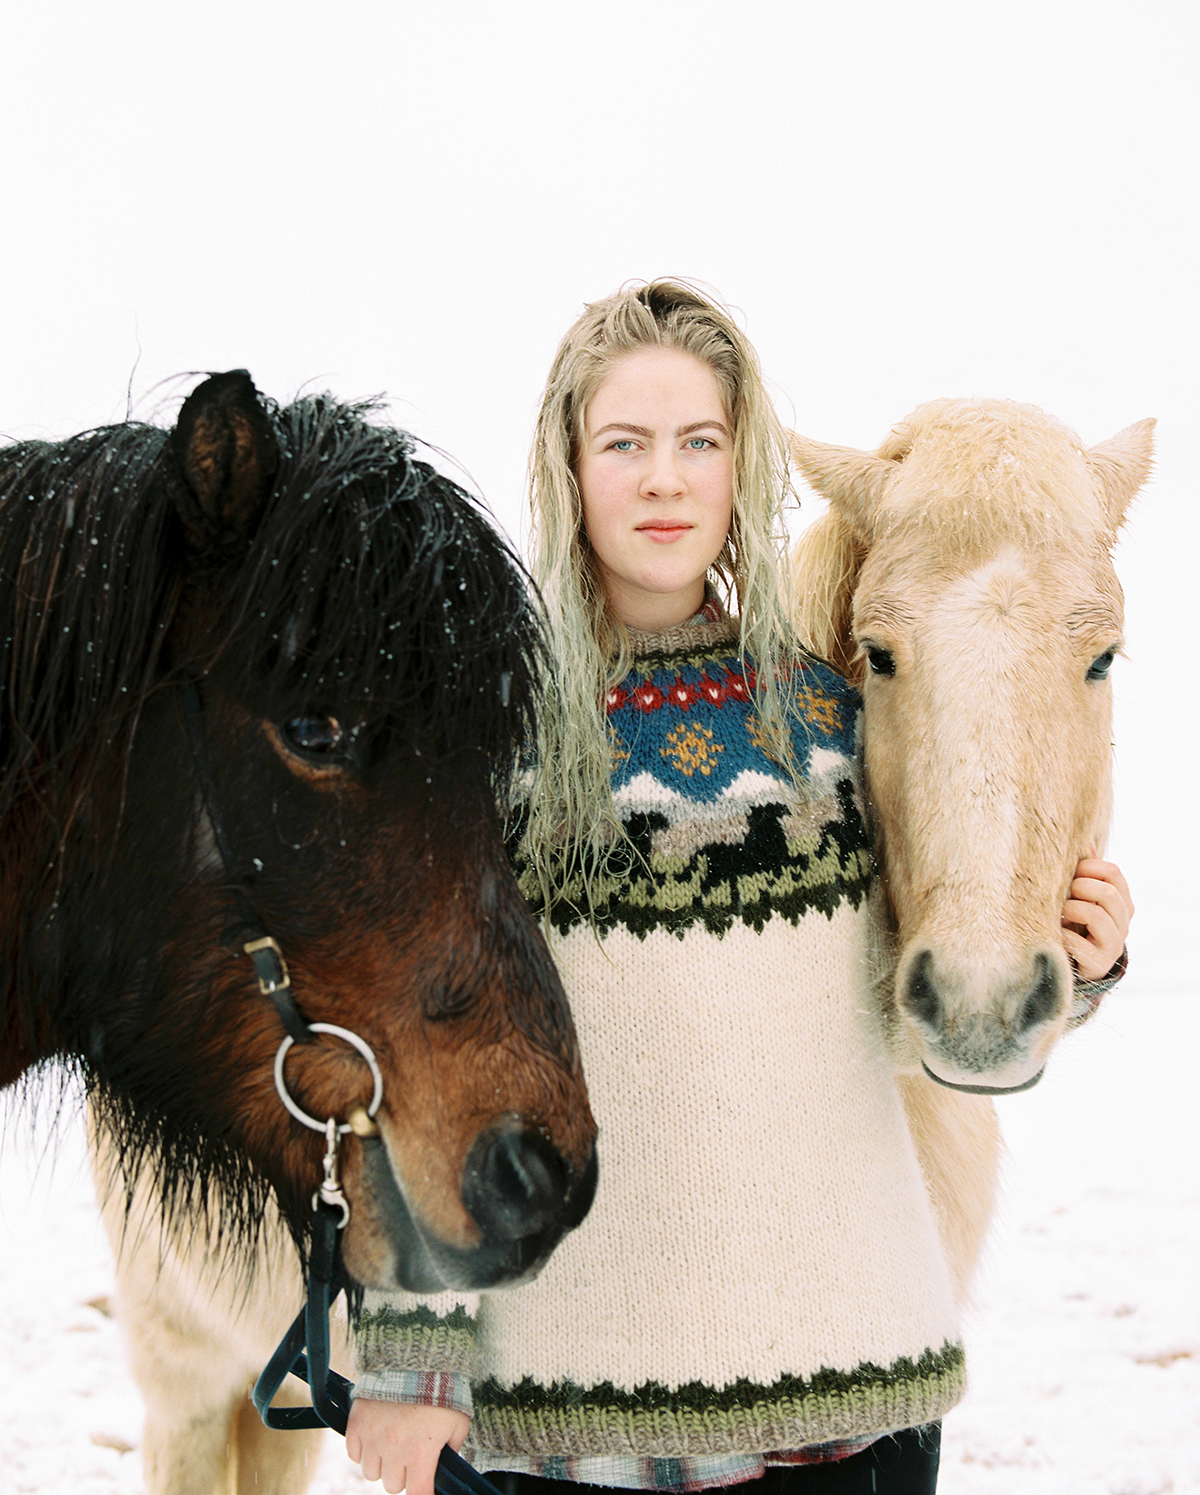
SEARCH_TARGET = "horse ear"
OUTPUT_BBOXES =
[789,434,898,538]
[171,370,279,550]
[1085,417,1155,537]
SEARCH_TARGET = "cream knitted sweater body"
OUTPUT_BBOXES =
[355,615,965,1457]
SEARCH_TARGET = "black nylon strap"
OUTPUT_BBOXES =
[435,1449,509,1495]
[252,1205,351,1432]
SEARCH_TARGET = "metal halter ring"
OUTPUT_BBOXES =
[274,1023,384,1133]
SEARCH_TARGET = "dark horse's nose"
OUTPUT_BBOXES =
[462,1126,577,1243]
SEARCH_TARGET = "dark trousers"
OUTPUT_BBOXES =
[493,1424,940,1495]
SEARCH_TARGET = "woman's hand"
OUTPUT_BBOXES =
[346,1399,470,1495]
[1061,857,1133,982]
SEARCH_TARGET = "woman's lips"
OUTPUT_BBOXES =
[637,521,691,543]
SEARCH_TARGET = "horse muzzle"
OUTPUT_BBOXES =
[341,1123,598,1292]
[897,946,1067,1095]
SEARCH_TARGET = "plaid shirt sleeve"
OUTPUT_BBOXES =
[1067,946,1128,1029]
[352,1367,474,1416]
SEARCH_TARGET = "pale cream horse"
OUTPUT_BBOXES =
[789,397,1153,1290]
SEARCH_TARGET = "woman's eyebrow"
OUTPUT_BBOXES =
[590,418,730,439]
[591,422,654,438]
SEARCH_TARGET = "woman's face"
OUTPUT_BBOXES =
[577,346,734,631]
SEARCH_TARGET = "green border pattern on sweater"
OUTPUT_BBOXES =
[471,1343,965,1455]
[356,1304,477,1377]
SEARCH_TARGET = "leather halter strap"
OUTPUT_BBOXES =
[921,1060,1046,1095]
[178,680,312,1044]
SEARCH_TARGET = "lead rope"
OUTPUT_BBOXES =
[255,1012,506,1495]
[179,682,502,1494]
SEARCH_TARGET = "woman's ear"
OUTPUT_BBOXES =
[171,369,279,552]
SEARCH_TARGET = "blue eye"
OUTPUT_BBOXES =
[612,440,635,452]
[687,438,711,450]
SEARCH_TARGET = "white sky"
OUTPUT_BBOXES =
[2,0,1196,985]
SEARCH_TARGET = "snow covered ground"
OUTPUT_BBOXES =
[1,985,1196,1495]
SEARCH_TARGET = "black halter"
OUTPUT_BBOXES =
[921,1061,1046,1096]
[178,679,312,1044]
[179,679,502,1495]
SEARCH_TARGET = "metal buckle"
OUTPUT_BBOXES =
[243,935,290,995]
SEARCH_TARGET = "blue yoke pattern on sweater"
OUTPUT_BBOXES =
[518,638,875,942]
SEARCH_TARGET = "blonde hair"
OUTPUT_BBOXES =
[524,278,800,889]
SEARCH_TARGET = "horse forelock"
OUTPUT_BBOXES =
[0,396,542,823]
[877,398,1110,552]
[207,396,543,777]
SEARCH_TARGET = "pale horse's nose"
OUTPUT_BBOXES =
[903,949,1063,1038]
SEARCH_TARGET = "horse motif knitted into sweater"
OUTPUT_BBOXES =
[356,613,966,1457]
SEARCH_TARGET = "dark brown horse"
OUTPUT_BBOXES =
[0,371,596,1301]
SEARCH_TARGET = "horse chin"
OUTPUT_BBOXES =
[339,1132,598,1293]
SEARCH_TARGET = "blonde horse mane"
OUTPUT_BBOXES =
[789,508,865,680]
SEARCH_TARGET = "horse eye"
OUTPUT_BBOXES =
[866,647,896,678]
[281,714,344,756]
[1086,651,1115,682]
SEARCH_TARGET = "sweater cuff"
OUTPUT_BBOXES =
[355,1289,479,1380]
[1067,946,1128,1030]
[352,1368,474,1418]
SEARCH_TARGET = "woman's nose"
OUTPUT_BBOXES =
[639,453,685,498]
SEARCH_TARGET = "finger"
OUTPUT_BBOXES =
[1062,927,1109,981]
[1061,898,1119,946]
[361,1450,383,1484]
[1062,903,1123,975]
[346,1428,362,1463]
[1068,876,1128,929]
[1073,859,1134,913]
[401,1450,440,1495]
[1104,863,1134,914]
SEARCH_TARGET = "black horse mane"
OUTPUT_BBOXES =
[0,391,542,844]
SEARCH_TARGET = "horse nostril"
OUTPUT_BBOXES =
[904,950,943,1031]
[1016,953,1061,1034]
[462,1127,569,1242]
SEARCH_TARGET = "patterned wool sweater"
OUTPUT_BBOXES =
[355,612,970,1460]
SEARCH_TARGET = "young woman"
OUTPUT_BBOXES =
[346,281,1133,1495]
